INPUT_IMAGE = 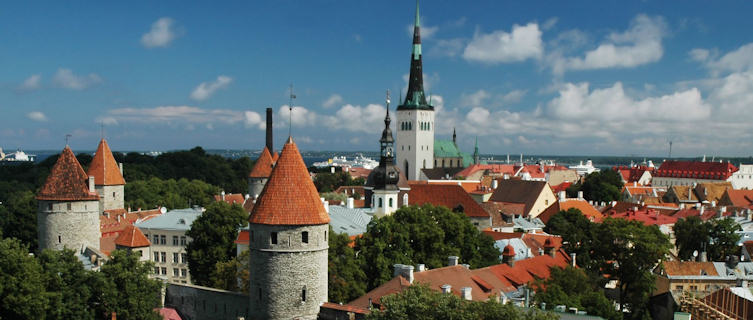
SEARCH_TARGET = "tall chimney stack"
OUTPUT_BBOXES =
[266,107,273,152]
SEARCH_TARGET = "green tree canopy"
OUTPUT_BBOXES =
[314,171,365,192]
[592,218,671,319]
[544,208,597,272]
[356,204,499,290]
[186,201,248,286]
[568,170,623,203]
[673,216,710,260]
[99,249,162,320]
[0,186,38,251]
[211,249,250,293]
[125,177,220,210]
[329,227,367,304]
[366,284,558,320]
[534,266,621,320]
[39,249,98,320]
[708,217,742,261]
[673,217,742,261]
[0,238,46,319]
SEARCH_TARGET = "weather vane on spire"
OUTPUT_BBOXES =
[386,89,391,107]
[288,83,296,137]
[65,134,72,146]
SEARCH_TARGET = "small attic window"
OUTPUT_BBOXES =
[700,270,707,276]
[178,219,186,224]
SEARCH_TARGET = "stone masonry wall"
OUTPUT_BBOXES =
[164,283,249,320]
[248,223,328,320]
[37,200,100,251]
[95,184,124,212]
[247,177,267,200]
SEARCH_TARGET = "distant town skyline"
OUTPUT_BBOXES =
[2,1,753,157]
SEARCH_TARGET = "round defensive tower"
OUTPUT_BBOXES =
[248,137,329,320]
[36,146,101,251]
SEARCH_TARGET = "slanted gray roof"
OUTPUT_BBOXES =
[135,207,203,231]
[328,205,372,236]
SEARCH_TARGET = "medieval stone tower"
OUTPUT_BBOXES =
[87,138,125,212]
[248,137,329,320]
[396,0,435,180]
[36,146,101,251]
[248,146,276,199]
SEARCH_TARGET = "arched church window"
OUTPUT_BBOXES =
[403,193,409,206]
[389,198,393,207]
[378,198,383,208]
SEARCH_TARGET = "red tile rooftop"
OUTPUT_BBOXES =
[87,139,126,186]
[37,146,100,201]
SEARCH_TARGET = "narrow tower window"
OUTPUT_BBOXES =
[67,203,72,210]
[302,231,309,244]
[378,198,383,208]
[301,286,307,302]
[58,235,61,243]
[271,232,278,244]
[389,198,393,207]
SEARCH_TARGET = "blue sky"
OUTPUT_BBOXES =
[2,1,753,157]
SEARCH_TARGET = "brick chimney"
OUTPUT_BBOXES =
[460,287,472,300]
[88,175,95,193]
[448,256,459,266]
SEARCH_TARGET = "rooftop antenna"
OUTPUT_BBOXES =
[100,121,105,140]
[668,140,673,158]
[288,83,296,137]
[65,134,72,146]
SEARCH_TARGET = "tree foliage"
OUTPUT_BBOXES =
[124,177,220,210]
[534,266,621,320]
[99,250,162,320]
[329,227,367,304]
[0,184,38,251]
[0,238,46,319]
[356,205,499,290]
[186,201,248,286]
[544,208,597,272]
[314,171,365,192]
[673,217,742,261]
[211,249,250,293]
[366,284,558,320]
[568,170,623,202]
[39,249,99,320]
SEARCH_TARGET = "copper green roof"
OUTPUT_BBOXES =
[398,0,433,111]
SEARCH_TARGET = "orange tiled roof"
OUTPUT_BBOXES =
[114,224,150,248]
[559,199,604,221]
[662,261,718,277]
[249,138,329,225]
[213,193,246,205]
[723,189,753,209]
[249,147,275,178]
[87,139,126,186]
[408,184,489,218]
[235,230,249,244]
[37,146,100,201]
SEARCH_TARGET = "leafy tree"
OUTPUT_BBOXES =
[592,218,671,319]
[314,171,364,192]
[0,238,46,319]
[673,216,710,260]
[356,205,499,290]
[186,202,248,286]
[98,250,162,320]
[329,227,367,303]
[211,249,250,293]
[544,208,596,272]
[366,284,558,320]
[534,266,621,320]
[125,177,220,210]
[708,217,742,261]
[0,189,38,251]
[38,249,97,320]
[568,170,623,202]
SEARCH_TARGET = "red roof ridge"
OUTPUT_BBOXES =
[249,138,329,225]
[87,138,126,186]
[37,146,100,201]
[249,147,276,178]
[114,224,150,247]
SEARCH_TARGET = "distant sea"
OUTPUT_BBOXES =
[22,149,753,170]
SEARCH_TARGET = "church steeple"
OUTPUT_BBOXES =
[380,90,395,166]
[398,0,433,111]
[473,136,480,165]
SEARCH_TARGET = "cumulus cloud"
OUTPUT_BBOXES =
[703,43,753,75]
[19,74,41,91]
[430,38,465,57]
[460,89,526,108]
[141,17,179,48]
[101,106,263,129]
[27,111,48,122]
[460,89,490,108]
[406,23,438,39]
[190,75,233,101]
[322,94,344,108]
[550,14,667,74]
[463,22,543,64]
[53,68,102,90]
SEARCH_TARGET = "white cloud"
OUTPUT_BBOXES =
[27,111,48,122]
[322,94,344,108]
[501,90,527,104]
[460,89,490,108]
[460,89,526,109]
[689,48,710,62]
[102,106,263,129]
[704,43,753,75]
[141,17,179,48]
[53,68,102,90]
[463,22,543,64]
[430,38,465,57]
[551,14,667,74]
[19,74,41,91]
[542,17,558,31]
[190,75,233,101]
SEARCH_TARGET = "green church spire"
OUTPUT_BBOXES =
[398,0,433,111]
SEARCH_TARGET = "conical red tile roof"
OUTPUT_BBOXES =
[115,224,150,248]
[249,138,329,225]
[249,147,275,178]
[37,146,100,201]
[87,139,126,186]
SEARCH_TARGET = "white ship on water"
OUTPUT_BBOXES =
[569,159,600,176]
[313,153,379,170]
[0,148,36,163]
